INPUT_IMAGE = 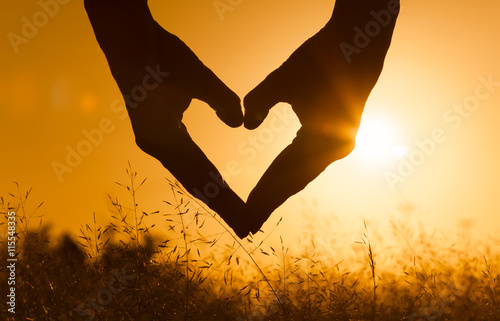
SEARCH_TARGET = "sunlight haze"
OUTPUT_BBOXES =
[1,0,499,246]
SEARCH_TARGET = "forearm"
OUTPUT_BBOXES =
[84,0,158,80]
[324,0,400,44]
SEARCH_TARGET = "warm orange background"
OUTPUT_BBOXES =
[1,0,499,241]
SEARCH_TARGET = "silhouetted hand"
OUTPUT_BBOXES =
[85,0,249,237]
[244,0,400,234]
[85,0,243,131]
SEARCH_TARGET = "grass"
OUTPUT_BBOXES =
[0,167,499,321]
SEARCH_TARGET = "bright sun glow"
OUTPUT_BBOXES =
[354,118,409,162]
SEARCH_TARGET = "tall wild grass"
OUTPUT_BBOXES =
[1,166,499,320]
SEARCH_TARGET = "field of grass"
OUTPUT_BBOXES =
[1,167,499,320]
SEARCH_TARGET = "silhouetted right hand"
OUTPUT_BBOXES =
[245,0,399,136]
[243,0,400,235]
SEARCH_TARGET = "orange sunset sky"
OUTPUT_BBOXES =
[1,0,499,242]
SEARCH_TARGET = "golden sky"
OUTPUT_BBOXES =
[1,0,499,241]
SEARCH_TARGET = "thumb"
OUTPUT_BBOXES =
[192,65,243,128]
[244,68,285,130]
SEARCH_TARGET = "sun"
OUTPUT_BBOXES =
[353,117,408,162]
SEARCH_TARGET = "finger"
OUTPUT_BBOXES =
[151,21,243,127]
[193,66,244,128]
[243,69,284,130]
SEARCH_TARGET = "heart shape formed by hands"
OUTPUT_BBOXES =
[85,0,400,238]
